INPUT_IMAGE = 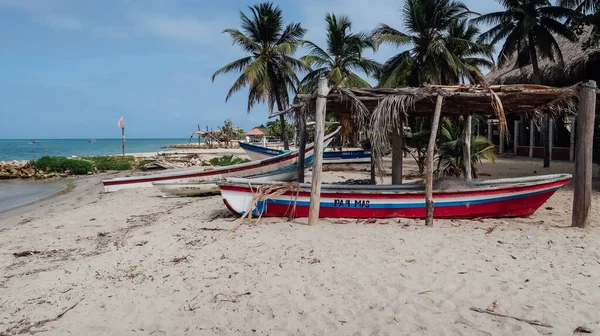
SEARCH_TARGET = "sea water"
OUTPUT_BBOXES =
[0,179,68,213]
[0,138,192,162]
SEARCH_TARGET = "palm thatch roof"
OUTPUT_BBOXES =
[485,29,600,87]
[291,83,579,176]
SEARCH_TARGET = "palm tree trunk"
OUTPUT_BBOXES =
[529,42,550,168]
[274,95,290,150]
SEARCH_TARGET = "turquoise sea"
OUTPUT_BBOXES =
[0,138,192,162]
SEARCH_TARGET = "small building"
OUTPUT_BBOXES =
[245,128,265,143]
[485,28,600,162]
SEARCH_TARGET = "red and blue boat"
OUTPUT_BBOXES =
[219,174,571,219]
[239,141,370,161]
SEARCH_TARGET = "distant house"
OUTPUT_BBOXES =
[245,128,265,143]
[484,28,600,162]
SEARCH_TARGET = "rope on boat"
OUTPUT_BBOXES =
[229,182,300,233]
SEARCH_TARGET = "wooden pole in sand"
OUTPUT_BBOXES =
[370,149,376,185]
[308,77,330,225]
[391,123,404,184]
[464,115,472,181]
[425,93,445,227]
[571,80,596,228]
[296,113,307,183]
[121,126,125,156]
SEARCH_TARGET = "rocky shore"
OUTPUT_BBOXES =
[0,161,69,179]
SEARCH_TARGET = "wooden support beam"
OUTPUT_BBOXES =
[487,121,492,142]
[425,94,445,227]
[296,114,307,183]
[572,80,596,228]
[570,117,576,162]
[391,125,404,184]
[370,150,376,185]
[548,117,553,161]
[543,113,551,167]
[513,120,519,156]
[529,118,535,158]
[464,115,472,181]
[308,77,330,225]
[499,124,505,153]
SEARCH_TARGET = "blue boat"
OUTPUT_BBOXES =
[240,141,370,161]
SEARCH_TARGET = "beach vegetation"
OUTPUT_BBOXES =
[474,0,580,85]
[212,2,308,150]
[82,156,134,171]
[372,0,483,87]
[219,119,245,142]
[300,13,380,92]
[436,116,497,178]
[205,155,251,166]
[31,156,93,175]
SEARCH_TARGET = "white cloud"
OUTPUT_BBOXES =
[36,14,82,30]
[131,13,221,44]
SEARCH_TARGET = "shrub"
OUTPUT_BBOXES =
[31,156,93,175]
[207,155,251,166]
[81,156,133,171]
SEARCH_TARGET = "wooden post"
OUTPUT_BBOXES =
[391,124,404,184]
[499,123,504,153]
[487,121,492,142]
[543,113,551,167]
[425,94,444,227]
[464,115,472,181]
[529,118,535,158]
[513,120,519,156]
[308,77,330,225]
[548,117,553,161]
[370,150,376,185]
[570,117,576,162]
[296,114,307,183]
[121,126,125,156]
[572,80,596,228]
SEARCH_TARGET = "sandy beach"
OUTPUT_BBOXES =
[1,157,599,335]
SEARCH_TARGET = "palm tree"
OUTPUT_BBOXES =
[436,116,497,178]
[474,0,580,85]
[559,0,599,49]
[444,19,495,84]
[300,13,380,92]
[212,2,308,149]
[474,0,579,168]
[372,0,476,87]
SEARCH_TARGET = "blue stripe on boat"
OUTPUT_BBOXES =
[259,187,559,209]
[239,142,285,156]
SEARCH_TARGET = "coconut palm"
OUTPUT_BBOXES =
[444,19,495,84]
[474,0,580,168]
[300,13,380,92]
[372,0,476,87]
[436,116,497,178]
[473,0,580,85]
[212,2,308,149]
[559,0,600,49]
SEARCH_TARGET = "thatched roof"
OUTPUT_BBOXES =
[485,29,600,87]
[295,84,577,117]
[292,83,579,177]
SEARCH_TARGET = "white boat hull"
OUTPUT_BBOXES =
[102,127,340,192]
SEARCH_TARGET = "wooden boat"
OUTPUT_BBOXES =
[239,141,371,161]
[152,169,298,197]
[102,127,340,192]
[219,174,571,219]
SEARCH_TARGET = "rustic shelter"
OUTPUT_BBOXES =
[485,29,600,162]
[286,78,596,228]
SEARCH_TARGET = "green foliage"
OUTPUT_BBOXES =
[403,118,431,174]
[137,160,148,169]
[300,13,380,92]
[265,120,294,139]
[219,119,245,141]
[206,155,251,166]
[373,0,491,86]
[435,116,497,178]
[31,156,93,175]
[474,0,580,84]
[82,156,133,171]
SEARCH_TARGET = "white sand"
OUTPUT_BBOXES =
[0,157,599,335]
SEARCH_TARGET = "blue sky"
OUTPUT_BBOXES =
[0,0,501,139]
